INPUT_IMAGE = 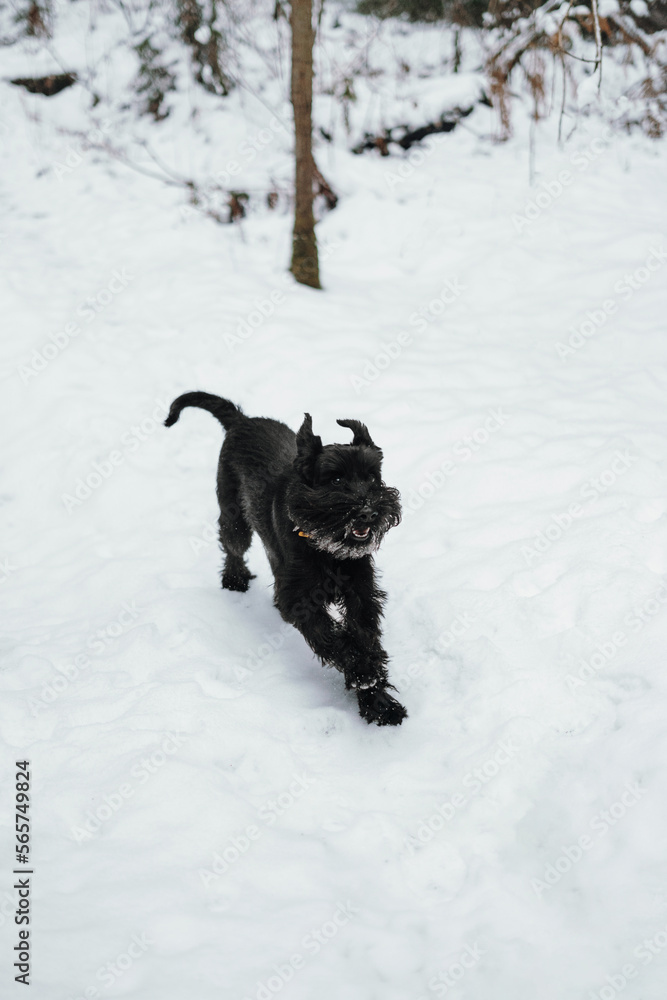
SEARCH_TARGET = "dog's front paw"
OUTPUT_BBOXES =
[342,646,389,692]
[221,570,255,592]
[347,661,387,692]
[357,686,407,727]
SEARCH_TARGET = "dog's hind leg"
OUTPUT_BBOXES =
[217,470,255,593]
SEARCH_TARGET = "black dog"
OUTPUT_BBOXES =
[165,392,407,726]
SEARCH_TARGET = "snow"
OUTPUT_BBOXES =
[2,7,667,1000]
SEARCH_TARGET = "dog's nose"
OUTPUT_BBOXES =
[358,508,379,524]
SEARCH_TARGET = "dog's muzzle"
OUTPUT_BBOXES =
[351,526,371,540]
[350,507,379,541]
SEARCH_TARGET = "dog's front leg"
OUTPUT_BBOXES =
[341,570,408,727]
[275,588,406,727]
[342,586,388,674]
[276,595,358,678]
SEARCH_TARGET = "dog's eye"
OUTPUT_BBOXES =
[331,476,343,484]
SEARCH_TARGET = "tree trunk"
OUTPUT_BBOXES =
[290,0,321,289]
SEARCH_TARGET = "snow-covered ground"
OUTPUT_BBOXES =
[2,10,667,998]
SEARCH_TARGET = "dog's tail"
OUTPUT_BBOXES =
[164,392,242,431]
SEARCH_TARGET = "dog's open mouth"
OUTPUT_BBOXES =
[351,526,371,540]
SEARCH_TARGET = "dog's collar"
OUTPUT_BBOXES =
[297,530,311,538]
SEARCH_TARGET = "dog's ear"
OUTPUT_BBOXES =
[294,413,323,482]
[336,418,376,448]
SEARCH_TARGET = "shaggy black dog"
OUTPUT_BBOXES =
[165,392,407,726]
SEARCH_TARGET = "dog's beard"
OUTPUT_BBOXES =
[287,483,402,560]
